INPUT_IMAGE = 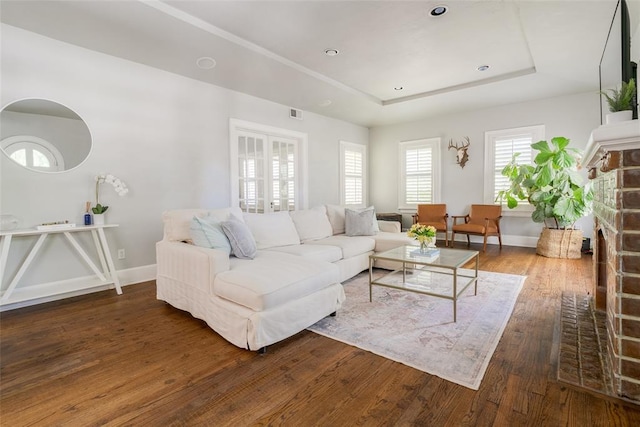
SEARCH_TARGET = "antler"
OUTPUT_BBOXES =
[448,139,458,150]
[461,136,470,148]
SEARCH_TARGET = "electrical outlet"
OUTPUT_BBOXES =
[117,249,125,259]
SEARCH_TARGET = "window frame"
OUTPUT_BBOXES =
[339,141,367,207]
[398,137,441,212]
[483,125,545,216]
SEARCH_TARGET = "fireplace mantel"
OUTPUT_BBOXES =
[584,120,640,168]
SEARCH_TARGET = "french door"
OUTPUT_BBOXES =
[231,119,307,213]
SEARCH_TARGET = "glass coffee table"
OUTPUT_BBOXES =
[369,246,479,322]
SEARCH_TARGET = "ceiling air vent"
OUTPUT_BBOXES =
[289,108,303,120]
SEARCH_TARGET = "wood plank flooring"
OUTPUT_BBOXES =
[2,244,640,426]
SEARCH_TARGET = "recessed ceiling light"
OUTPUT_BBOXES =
[394,86,404,91]
[196,57,216,69]
[477,65,490,71]
[429,5,448,17]
[324,49,339,56]
[319,99,333,107]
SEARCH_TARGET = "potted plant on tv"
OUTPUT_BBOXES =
[496,136,593,259]
[601,78,636,124]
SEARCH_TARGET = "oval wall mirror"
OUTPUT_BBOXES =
[0,99,92,173]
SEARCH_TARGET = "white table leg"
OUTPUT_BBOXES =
[91,230,109,276]
[0,234,13,295]
[0,233,47,303]
[97,227,122,294]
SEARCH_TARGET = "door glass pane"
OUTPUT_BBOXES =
[271,138,296,212]
[238,133,266,213]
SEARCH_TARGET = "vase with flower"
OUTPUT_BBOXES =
[407,224,437,253]
[91,173,129,225]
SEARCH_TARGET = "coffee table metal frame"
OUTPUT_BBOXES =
[368,246,479,322]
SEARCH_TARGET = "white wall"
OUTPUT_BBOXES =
[369,90,601,243]
[0,25,367,288]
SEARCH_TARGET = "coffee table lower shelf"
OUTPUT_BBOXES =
[369,246,479,322]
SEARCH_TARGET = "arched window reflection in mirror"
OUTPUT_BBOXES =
[2,135,65,172]
[0,99,92,173]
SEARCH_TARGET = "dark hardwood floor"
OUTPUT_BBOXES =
[2,244,640,426]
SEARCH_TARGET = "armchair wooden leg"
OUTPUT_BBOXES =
[466,235,471,247]
[450,232,455,248]
[498,234,502,249]
[483,235,488,252]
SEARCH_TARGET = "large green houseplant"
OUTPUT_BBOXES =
[497,136,593,258]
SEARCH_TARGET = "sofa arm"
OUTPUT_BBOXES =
[156,241,230,284]
[378,220,401,233]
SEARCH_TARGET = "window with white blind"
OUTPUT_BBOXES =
[399,138,441,210]
[484,125,544,211]
[340,141,366,206]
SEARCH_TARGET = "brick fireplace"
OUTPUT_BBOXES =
[584,119,640,401]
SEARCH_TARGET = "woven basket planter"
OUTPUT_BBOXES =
[536,228,583,259]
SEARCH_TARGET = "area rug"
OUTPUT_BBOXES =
[308,268,526,390]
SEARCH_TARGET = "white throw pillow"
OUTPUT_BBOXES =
[243,211,301,249]
[345,207,378,236]
[289,206,333,242]
[190,215,232,254]
[325,204,347,235]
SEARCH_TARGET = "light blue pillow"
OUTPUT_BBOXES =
[221,218,257,260]
[190,215,232,255]
[345,207,378,236]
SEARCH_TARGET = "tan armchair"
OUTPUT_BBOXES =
[451,204,502,252]
[412,204,449,247]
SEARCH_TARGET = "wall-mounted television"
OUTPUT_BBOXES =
[599,0,638,123]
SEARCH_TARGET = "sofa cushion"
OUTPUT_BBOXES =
[243,211,301,249]
[311,235,375,259]
[266,243,343,263]
[213,252,340,311]
[373,231,417,253]
[289,206,333,242]
[163,207,243,242]
[190,215,232,254]
[345,207,378,236]
[221,219,257,259]
[377,220,401,233]
[325,204,346,235]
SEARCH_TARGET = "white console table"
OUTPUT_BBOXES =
[0,224,122,306]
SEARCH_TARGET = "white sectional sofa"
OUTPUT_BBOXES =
[156,205,416,352]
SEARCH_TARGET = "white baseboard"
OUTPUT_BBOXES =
[0,264,157,312]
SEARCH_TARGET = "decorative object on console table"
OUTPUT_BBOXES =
[91,173,129,220]
[36,221,75,231]
[0,214,20,231]
[84,201,92,225]
[92,213,105,225]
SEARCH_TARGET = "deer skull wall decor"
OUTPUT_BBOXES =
[448,136,470,168]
